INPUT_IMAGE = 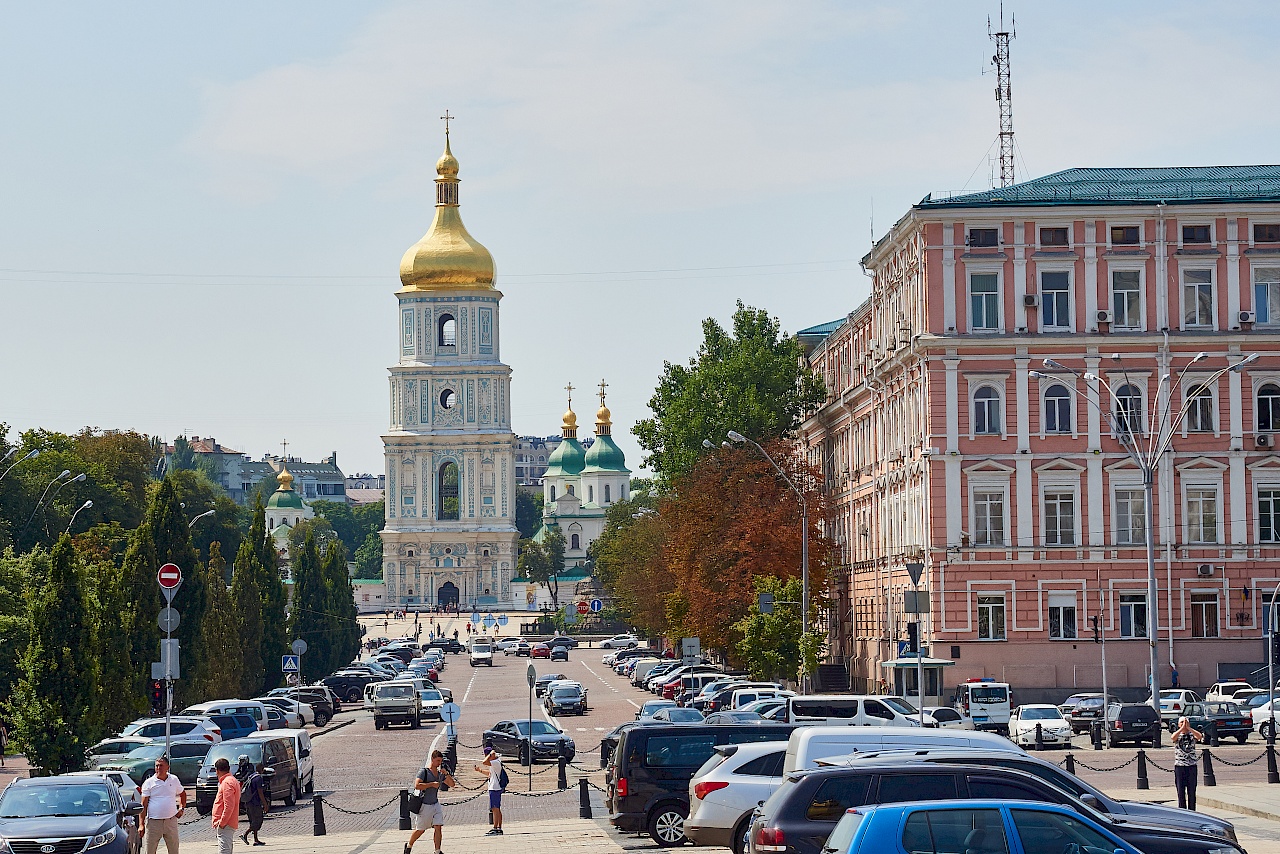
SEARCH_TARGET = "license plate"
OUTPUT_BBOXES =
[973,715,988,721]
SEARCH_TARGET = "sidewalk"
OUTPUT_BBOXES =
[1111,782,1280,822]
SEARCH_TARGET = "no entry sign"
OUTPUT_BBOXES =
[157,563,183,589]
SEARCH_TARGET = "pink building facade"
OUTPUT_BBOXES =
[801,167,1280,702]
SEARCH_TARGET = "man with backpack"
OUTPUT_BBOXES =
[475,743,506,835]
[407,750,456,854]
[240,759,269,846]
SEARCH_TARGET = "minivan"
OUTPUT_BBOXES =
[608,723,797,847]
[181,699,270,731]
[195,735,302,813]
[782,695,921,727]
[244,727,315,794]
[782,725,1023,774]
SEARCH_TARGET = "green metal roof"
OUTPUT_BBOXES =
[919,165,1280,209]
[582,433,629,474]
[543,437,585,478]
[266,488,306,511]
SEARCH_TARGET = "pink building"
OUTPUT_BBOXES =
[801,166,1280,704]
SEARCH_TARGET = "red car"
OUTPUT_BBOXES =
[530,643,551,659]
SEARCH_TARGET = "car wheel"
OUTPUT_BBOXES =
[314,712,330,727]
[1238,734,1249,744]
[305,774,314,794]
[731,815,753,854]
[346,688,361,703]
[1265,722,1277,741]
[648,804,687,847]
[284,781,298,807]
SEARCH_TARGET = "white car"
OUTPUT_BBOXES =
[600,634,641,649]
[1008,704,1073,748]
[1206,681,1256,703]
[686,740,788,854]
[1252,698,1280,739]
[62,770,142,805]
[923,706,974,730]
[1155,689,1201,723]
[469,641,494,666]
[495,637,526,653]
[257,696,313,727]
[418,688,446,720]
[120,716,223,743]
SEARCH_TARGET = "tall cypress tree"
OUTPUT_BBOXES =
[321,541,357,674]
[198,543,242,700]
[149,478,205,706]
[10,537,100,773]
[252,499,287,690]
[286,531,331,683]
[231,540,265,697]
[120,522,160,710]
[93,558,139,734]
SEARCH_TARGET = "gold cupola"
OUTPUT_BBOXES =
[399,129,496,291]
[561,382,579,439]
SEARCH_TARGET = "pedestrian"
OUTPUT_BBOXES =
[241,761,269,846]
[407,749,456,854]
[1173,716,1205,810]
[475,743,504,835]
[466,622,471,635]
[211,757,242,854]
[453,629,459,641]
[140,755,186,854]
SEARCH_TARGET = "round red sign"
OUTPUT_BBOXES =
[157,563,183,589]
[575,601,590,615]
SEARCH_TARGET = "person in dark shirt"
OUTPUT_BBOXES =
[241,761,269,845]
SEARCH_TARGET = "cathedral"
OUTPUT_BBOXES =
[380,129,520,611]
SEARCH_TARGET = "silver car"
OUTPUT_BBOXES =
[686,741,788,854]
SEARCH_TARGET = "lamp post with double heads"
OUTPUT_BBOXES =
[1030,351,1257,720]
[725,431,810,694]
[19,470,72,541]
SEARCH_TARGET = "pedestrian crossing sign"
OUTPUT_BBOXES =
[282,654,300,673]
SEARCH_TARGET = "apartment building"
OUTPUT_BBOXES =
[801,166,1280,701]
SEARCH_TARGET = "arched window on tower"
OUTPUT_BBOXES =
[571,533,580,550]
[438,461,460,520]
[438,314,457,348]
[567,485,575,496]
[587,485,594,503]
[604,484,611,503]
[550,485,556,501]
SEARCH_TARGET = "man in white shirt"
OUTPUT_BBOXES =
[140,755,187,854]
[477,743,504,835]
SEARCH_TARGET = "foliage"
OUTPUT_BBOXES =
[322,540,360,674]
[634,302,825,484]
[147,478,206,707]
[287,517,338,557]
[518,527,566,609]
[119,522,161,712]
[231,540,265,698]
[250,500,287,693]
[8,538,101,773]
[286,531,332,683]
[197,543,242,700]
[242,474,281,510]
[515,490,543,539]
[589,492,669,635]
[353,531,383,579]
[310,500,383,556]
[165,469,244,568]
[0,548,36,703]
[734,576,805,682]
[91,557,140,735]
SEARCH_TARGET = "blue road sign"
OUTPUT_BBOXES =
[589,598,603,613]
[497,614,509,626]
[483,614,496,628]
[471,612,482,623]
[282,655,300,673]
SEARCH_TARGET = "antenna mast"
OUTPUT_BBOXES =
[989,3,1016,187]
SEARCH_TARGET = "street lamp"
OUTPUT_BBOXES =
[20,470,72,540]
[65,500,93,535]
[1030,352,1256,719]
[0,449,39,482]
[727,430,811,693]
[188,509,217,528]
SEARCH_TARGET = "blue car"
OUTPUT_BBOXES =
[0,774,143,854]
[821,800,1141,854]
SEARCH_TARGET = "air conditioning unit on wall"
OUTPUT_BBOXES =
[1022,294,1039,308]
[1197,564,1214,577]
[1096,309,1113,324]
[1259,434,1273,448]
[1240,310,1257,323]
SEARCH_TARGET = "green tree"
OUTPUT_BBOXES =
[119,522,161,713]
[733,576,806,682]
[287,517,338,558]
[0,548,38,703]
[518,528,567,610]
[167,469,244,569]
[8,537,101,773]
[231,541,265,698]
[147,478,205,707]
[250,500,287,692]
[170,436,197,472]
[353,531,383,579]
[634,301,826,483]
[287,531,333,683]
[321,540,359,674]
[198,543,242,700]
[515,490,543,539]
[92,558,139,735]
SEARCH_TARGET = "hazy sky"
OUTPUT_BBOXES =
[3,2,1279,476]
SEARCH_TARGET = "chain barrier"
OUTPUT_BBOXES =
[451,779,489,791]
[1209,750,1267,767]
[1145,756,1175,773]
[454,739,484,750]
[1071,756,1137,773]
[507,787,574,799]
[441,791,489,806]
[178,813,204,826]
[583,779,608,793]
[570,762,604,773]
[317,794,401,816]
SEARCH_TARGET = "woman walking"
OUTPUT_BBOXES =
[1172,716,1205,810]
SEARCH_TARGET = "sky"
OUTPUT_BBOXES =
[3,1,1280,476]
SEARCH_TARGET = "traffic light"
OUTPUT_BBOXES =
[1091,615,1101,644]
[907,622,919,654]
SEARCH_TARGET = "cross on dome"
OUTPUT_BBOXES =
[440,110,454,137]
[597,379,608,407]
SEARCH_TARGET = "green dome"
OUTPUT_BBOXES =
[543,438,585,478]
[266,489,306,511]
[582,433,629,474]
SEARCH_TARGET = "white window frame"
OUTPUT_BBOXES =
[1119,591,1148,639]
[1254,376,1280,433]
[967,267,1003,333]
[1253,263,1280,327]
[1109,265,1145,330]
[1179,375,1219,436]
[1183,482,1223,545]
[972,384,1004,437]
[1258,484,1280,544]
[977,594,1007,641]
[1041,486,1079,547]
[1040,381,1074,436]
[1106,222,1144,249]
[1180,265,1216,330]
[1112,485,1147,546]
[968,479,1011,547]
[1038,265,1074,332]
[1047,592,1077,640]
[1178,220,1215,247]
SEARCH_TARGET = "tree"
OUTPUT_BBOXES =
[197,543,242,700]
[147,478,205,707]
[353,531,383,579]
[287,531,333,683]
[251,499,287,692]
[515,490,543,539]
[170,436,197,472]
[518,527,567,610]
[322,540,359,675]
[634,302,826,484]
[92,557,140,735]
[119,522,161,712]
[590,504,670,638]
[231,541,265,698]
[166,469,244,569]
[8,537,101,773]
[0,548,38,704]
[734,576,808,682]
[287,517,338,558]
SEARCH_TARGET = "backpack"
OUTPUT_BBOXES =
[497,766,509,791]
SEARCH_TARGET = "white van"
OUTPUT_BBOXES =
[783,725,1024,773]
[782,694,922,727]
[244,727,315,794]
[951,679,1013,732]
[181,700,270,731]
[630,658,665,685]
[732,687,792,709]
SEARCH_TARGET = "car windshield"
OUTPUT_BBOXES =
[552,688,581,699]
[1160,691,1184,700]
[420,690,443,701]
[667,709,704,722]
[1208,703,1241,715]
[123,743,173,761]
[378,685,415,699]
[474,646,491,653]
[970,686,1008,703]
[883,698,919,716]
[1020,708,1064,720]
[0,784,114,817]
[513,721,560,736]
[203,743,265,767]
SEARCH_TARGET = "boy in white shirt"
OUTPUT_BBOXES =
[476,743,504,835]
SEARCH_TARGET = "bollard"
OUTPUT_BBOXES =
[1091,721,1103,751]
[446,737,458,775]
[1035,723,1044,751]
[313,795,327,836]
[399,789,411,831]
[558,755,568,790]
[1153,722,1161,749]
[579,778,593,818]
[1202,750,1217,787]
[1267,741,1279,784]
[1208,721,1219,748]
[1065,752,1075,775]
[1136,749,1149,790]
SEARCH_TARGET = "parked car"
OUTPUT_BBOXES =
[195,735,303,813]
[1253,698,1280,739]
[257,697,311,727]
[61,769,143,806]
[653,707,705,723]
[545,684,589,716]
[706,711,764,725]
[1179,701,1253,742]
[686,741,788,854]
[530,643,551,659]
[922,706,973,730]
[1057,692,1102,716]
[638,700,680,720]
[322,671,388,704]
[207,713,260,741]
[601,634,641,649]
[469,641,495,667]
[749,761,1245,854]
[120,716,222,743]
[782,726,1022,775]
[534,673,567,697]
[264,706,294,729]
[547,636,580,649]
[97,738,212,786]
[1157,689,1203,724]
[1066,695,1108,734]
[418,688,446,720]
[819,801,1145,854]
[0,775,142,854]
[426,638,466,654]
[242,728,315,796]
[1007,704,1073,748]
[180,700,270,731]
[550,645,569,662]
[87,736,154,770]
[483,719,576,763]
[782,695,922,727]
[1206,681,1257,703]
[1105,703,1162,747]
[372,682,424,729]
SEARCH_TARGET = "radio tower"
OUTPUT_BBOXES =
[989,4,1016,186]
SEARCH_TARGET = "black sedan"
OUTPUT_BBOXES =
[545,685,588,715]
[534,673,568,697]
[483,719,576,763]
[550,645,569,661]
[547,635,579,649]
[426,638,466,654]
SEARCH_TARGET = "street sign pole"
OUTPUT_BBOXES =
[906,563,926,726]
[292,639,309,726]
[156,563,183,755]
[526,663,536,792]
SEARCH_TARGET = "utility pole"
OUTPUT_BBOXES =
[989,3,1016,187]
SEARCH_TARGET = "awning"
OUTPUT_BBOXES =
[880,657,956,669]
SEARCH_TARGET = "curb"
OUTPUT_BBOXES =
[313,717,358,738]
[1198,794,1280,823]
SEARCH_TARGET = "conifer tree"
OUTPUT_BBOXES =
[287,531,331,682]
[9,537,101,773]
[321,540,358,674]
[149,478,205,706]
[92,558,139,733]
[119,522,160,708]
[231,540,265,697]
[198,542,242,700]
[251,499,287,690]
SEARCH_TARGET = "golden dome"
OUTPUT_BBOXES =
[595,380,612,434]
[399,134,495,291]
[276,465,295,490]
[562,408,578,431]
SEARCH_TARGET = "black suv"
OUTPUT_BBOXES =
[750,762,1243,854]
[608,723,797,847]
[0,775,142,854]
[322,671,388,703]
[1107,703,1162,746]
[195,737,301,813]
[426,638,465,654]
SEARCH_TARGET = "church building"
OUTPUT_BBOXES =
[379,128,520,611]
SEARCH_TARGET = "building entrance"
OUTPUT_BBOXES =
[437,581,459,608]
